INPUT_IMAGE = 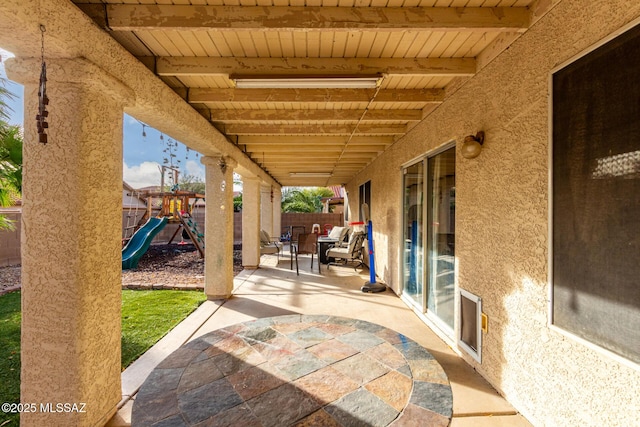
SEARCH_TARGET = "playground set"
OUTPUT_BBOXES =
[122,165,205,270]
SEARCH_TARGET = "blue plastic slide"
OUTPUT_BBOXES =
[122,217,168,270]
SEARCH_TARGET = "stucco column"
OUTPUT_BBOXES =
[201,155,237,299]
[272,186,282,240]
[6,58,133,427]
[241,176,261,268]
[261,185,273,240]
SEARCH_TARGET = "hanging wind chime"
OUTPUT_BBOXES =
[36,24,49,144]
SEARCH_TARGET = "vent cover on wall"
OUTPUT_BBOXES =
[459,289,482,363]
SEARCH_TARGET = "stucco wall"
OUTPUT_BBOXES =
[347,1,640,426]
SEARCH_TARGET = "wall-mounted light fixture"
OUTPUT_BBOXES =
[461,131,485,159]
[231,74,383,89]
[289,172,333,178]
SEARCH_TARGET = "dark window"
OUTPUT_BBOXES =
[552,24,640,363]
[359,180,371,221]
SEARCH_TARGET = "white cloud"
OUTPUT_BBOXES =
[184,159,205,180]
[123,161,162,189]
[0,48,15,79]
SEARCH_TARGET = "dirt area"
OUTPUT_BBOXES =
[0,243,244,294]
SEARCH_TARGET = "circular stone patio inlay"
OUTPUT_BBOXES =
[132,315,452,427]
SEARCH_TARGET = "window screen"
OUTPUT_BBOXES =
[552,24,640,364]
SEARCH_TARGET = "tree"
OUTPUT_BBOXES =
[281,187,334,213]
[0,78,22,231]
[178,174,205,194]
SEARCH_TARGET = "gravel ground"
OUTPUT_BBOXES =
[0,243,244,295]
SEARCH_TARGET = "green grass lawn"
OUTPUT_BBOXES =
[0,289,206,427]
[120,290,206,368]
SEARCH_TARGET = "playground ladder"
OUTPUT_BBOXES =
[176,211,205,258]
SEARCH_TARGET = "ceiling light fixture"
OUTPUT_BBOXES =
[289,172,333,178]
[231,75,383,89]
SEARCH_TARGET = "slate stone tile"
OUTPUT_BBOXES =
[271,349,327,380]
[246,383,322,427]
[204,335,247,358]
[397,364,412,378]
[132,388,180,427]
[288,327,333,348]
[138,368,185,396]
[195,329,232,346]
[354,319,385,333]
[301,314,330,324]
[272,322,313,334]
[243,317,275,329]
[292,409,342,427]
[219,324,244,334]
[409,381,453,418]
[239,325,278,344]
[193,403,262,427]
[393,341,435,361]
[337,330,385,352]
[293,366,360,404]
[325,388,400,427]
[227,363,287,400]
[408,359,449,385]
[212,340,267,375]
[364,370,413,411]
[252,334,303,361]
[365,342,408,370]
[389,403,450,427]
[150,414,188,427]
[178,378,243,424]
[307,339,359,364]
[157,347,204,369]
[327,316,358,327]
[332,353,390,385]
[183,339,211,352]
[133,316,452,427]
[177,357,225,393]
[314,322,356,337]
[272,314,302,324]
[375,329,408,345]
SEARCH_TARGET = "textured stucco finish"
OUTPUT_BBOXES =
[202,156,237,299]
[261,185,274,239]
[347,1,640,426]
[272,187,282,240]
[241,177,261,268]
[6,58,131,426]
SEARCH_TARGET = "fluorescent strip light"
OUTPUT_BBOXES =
[232,75,382,89]
[289,172,333,178]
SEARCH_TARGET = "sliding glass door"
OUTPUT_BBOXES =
[402,161,424,308]
[402,145,456,334]
[426,147,456,331]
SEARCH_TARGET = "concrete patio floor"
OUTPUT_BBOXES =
[108,254,533,427]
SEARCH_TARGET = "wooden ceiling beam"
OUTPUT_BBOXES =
[80,5,530,32]
[152,57,475,77]
[242,143,390,151]
[224,123,406,135]
[204,109,424,122]
[238,135,394,145]
[185,88,443,104]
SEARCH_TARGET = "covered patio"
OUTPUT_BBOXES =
[108,254,530,427]
[1,0,639,426]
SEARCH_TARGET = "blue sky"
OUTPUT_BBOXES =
[0,47,206,189]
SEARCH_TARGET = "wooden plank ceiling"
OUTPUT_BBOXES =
[73,0,535,187]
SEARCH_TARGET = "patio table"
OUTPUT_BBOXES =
[132,315,453,427]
